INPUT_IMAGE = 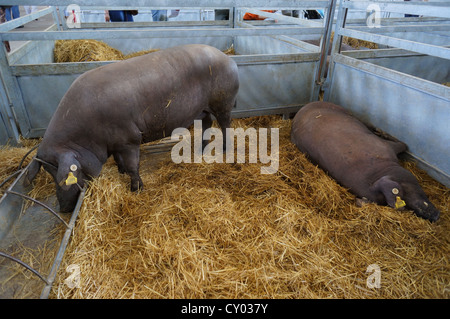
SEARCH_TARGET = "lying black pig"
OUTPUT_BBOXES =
[291,101,440,222]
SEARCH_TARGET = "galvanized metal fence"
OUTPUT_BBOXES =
[0,1,333,145]
[0,0,449,298]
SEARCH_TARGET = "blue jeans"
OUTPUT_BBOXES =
[152,10,167,21]
[109,10,134,22]
[4,6,20,21]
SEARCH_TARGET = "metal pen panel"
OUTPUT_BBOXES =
[328,54,450,187]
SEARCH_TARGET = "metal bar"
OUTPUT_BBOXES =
[51,6,62,31]
[0,169,24,189]
[6,1,331,8]
[0,162,29,198]
[40,187,86,299]
[344,16,450,27]
[342,47,450,60]
[339,28,450,61]
[0,77,21,145]
[57,6,68,31]
[231,104,303,118]
[332,53,450,100]
[323,0,347,101]
[315,0,337,85]
[235,19,324,38]
[348,24,450,34]
[5,191,70,228]
[0,251,49,285]
[10,52,321,76]
[80,20,230,29]
[231,52,320,65]
[0,26,324,41]
[10,61,115,76]
[0,31,32,140]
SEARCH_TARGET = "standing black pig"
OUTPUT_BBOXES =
[25,44,239,212]
[291,101,440,222]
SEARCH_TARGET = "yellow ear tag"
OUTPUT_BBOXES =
[395,196,406,209]
[65,172,77,185]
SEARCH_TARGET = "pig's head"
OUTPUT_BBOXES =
[372,174,440,222]
[25,152,87,213]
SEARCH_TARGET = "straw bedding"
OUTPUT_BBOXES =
[2,116,447,299]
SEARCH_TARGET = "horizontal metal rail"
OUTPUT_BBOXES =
[339,28,450,61]
[9,51,321,76]
[79,20,230,29]
[0,26,324,41]
[332,54,450,100]
[3,1,331,8]
[348,24,450,34]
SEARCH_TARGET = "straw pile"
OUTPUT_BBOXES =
[330,32,379,50]
[54,40,124,62]
[1,117,448,299]
[343,37,378,50]
[53,40,160,63]
[54,40,235,63]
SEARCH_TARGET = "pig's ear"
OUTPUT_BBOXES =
[372,176,405,210]
[23,159,41,187]
[56,153,81,189]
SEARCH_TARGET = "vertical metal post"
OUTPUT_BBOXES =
[57,6,68,30]
[0,36,31,139]
[230,7,235,28]
[51,6,63,31]
[323,0,348,101]
[0,35,21,144]
[312,0,338,101]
